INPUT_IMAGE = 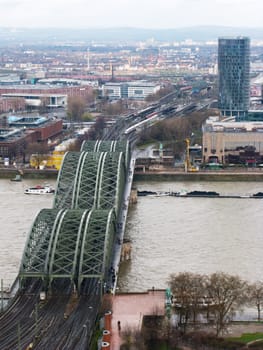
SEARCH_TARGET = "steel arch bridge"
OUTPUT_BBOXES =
[53,150,126,215]
[81,139,130,168]
[19,140,130,293]
[19,208,116,291]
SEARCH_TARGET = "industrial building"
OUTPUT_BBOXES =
[202,116,263,166]
[218,37,250,119]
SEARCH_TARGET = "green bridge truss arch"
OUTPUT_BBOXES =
[19,208,116,289]
[81,140,130,168]
[54,150,126,216]
[19,140,129,292]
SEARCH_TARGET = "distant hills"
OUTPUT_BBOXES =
[0,26,263,45]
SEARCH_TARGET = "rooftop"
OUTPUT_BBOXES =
[0,128,23,141]
[8,115,47,126]
[204,116,263,132]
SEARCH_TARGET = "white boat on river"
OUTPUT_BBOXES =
[24,184,55,195]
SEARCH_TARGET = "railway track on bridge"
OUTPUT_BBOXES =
[0,279,101,349]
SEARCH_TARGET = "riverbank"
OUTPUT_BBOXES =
[134,169,263,181]
[0,167,58,179]
[1,166,263,181]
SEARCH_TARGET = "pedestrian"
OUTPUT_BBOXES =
[117,320,121,331]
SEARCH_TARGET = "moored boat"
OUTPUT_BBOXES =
[252,192,263,198]
[137,190,157,196]
[10,174,22,182]
[185,190,220,197]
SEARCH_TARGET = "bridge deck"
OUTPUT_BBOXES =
[109,156,136,293]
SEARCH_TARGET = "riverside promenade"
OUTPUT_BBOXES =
[134,168,263,181]
[0,166,58,179]
[110,290,166,350]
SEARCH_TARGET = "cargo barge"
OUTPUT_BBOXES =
[138,190,263,199]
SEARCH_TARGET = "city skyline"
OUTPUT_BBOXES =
[1,0,263,30]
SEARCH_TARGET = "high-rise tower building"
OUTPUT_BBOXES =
[218,37,250,119]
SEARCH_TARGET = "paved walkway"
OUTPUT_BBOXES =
[226,322,263,337]
[110,290,166,350]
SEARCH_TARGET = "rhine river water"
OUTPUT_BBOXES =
[0,178,56,289]
[117,180,263,294]
[0,178,263,298]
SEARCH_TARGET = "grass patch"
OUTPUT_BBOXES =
[228,333,263,344]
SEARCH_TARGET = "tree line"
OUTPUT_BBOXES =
[168,272,263,336]
[137,109,219,160]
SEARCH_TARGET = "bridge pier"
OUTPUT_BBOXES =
[120,240,132,261]
[129,187,138,204]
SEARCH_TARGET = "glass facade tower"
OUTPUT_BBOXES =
[218,37,250,119]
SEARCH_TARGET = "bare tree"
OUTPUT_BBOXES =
[10,97,24,112]
[39,96,50,114]
[84,88,97,105]
[66,140,81,152]
[121,325,146,350]
[138,109,218,148]
[88,116,106,140]
[67,96,86,122]
[101,100,125,116]
[247,281,263,321]
[206,272,247,336]
[168,272,206,333]
[145,85,174,102]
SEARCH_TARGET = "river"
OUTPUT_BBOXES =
[117,180,263,295]
[0,178,55,289]
[0,178,263,299]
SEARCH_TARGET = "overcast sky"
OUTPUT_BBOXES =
[0,0,263,29]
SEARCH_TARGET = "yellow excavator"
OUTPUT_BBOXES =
[185,138,199,172]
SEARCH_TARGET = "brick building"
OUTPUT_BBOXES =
[0,116,63,162]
